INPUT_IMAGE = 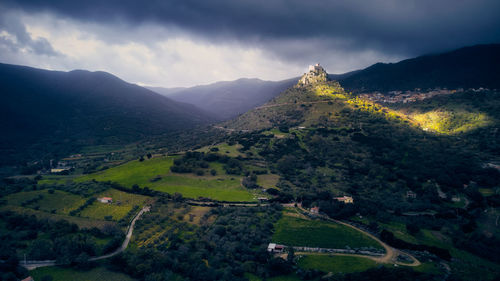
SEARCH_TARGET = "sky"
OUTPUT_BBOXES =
[0,0,499,87]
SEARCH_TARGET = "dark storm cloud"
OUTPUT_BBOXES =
[3,0,500,58]
[0,10,59,56]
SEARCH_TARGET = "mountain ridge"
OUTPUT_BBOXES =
[148,77,297,120]
[0,62,215,165]
[339,44,500,92]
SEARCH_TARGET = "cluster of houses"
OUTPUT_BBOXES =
[309,196,354,214]
[359,88,458,104]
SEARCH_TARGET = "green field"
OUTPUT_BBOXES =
[298,254,378,273]
[272,215,383,250]
[257,174,280,189]
[197,142,246,157]
[38,175,79,185]
[30,266,136,281]
[79,189,149,221]
[377,220,500,280]
[74,156,256,201]
[4,190,85,215]
[149,175,255,201]
[76,156,174,185]
[0,205,115,230]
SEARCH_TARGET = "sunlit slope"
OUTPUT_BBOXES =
[223,80,497,136]
[389,91,499,134]
[222,80,412,132]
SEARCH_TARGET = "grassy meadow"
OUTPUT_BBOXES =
[272,215,383,250]
[197,142,246,157]
[30,266,137,281]
[297,254,378,274]
[4,189,85,215]
[79,189,149,221]
[73,156,256,201]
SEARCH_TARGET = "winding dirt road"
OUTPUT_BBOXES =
[22,206,150,270]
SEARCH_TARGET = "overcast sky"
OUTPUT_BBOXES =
[1,0,499,87]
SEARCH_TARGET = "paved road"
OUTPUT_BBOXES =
[22,206,150,270]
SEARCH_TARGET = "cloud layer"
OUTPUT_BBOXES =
[1,0,499,86]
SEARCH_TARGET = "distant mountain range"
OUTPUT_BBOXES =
[149,44,500,119]
[148,78,297,119]
[339,44,500,92]
[1,44,498,165]
[0,63,214,165]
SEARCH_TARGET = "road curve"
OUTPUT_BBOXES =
[89,205,150,261]
[22,206,150,270]
[296,205,421,266]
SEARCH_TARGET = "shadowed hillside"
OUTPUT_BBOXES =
[149,78,297,119]
[339,44,500,92]
[0,63,215,165]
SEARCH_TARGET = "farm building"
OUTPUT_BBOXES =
[267,243,285,253]
[334,196,354,204]
[310,206,320,214]
[22,277,34,281]
[98,197,113,203]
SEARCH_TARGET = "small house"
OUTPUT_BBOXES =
[50,167,70,173]
[310,206,320,214]
[334,196,354,204]
[98,197,113,203]
[22,277,34,281]
[267,243,285,253]
[406,191,417,199]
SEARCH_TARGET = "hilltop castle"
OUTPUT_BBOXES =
[298,63,328,86]
[308,63,324,72]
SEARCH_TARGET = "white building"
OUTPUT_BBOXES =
[98,197,113,203]
[267,243,285,253]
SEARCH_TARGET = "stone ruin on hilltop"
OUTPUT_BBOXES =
[297,63,329,86]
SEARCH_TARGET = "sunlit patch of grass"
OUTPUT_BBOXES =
[312,83,347,98]
[411,109,491,134]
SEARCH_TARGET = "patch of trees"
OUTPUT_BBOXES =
[242,173,259,189]
[43,181,110,197]
[109,204,284,281]
[0,211,119,267]
[170,151,232,174]
[0,177,37,198]
[380,229,451,261]
[453,232,500,263]
[69,197,96,216]
[223,158,243,175]
[20,194,44,207]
